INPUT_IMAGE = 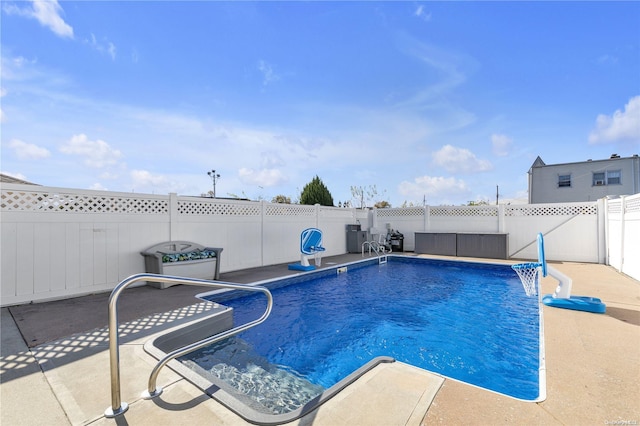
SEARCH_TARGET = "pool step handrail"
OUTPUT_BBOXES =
[104,273,273,418]
[361,240,387,257]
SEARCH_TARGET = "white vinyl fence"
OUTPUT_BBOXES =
[372,203,603,262]
[1,183,637,306]
[604,193,640,280]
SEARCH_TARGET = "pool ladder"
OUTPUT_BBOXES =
[362,241,388,264]
[104,273,273,418]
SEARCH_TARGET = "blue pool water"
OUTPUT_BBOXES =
[185,258,541,413]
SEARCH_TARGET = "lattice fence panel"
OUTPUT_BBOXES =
[265,204,316,217]
[1,190,168,214]
[178,200,261,216]
[506,203,597,216]
[607,200,622,215]
[625,196,640,213]
[430,206,498,217]
[377,207,425,217]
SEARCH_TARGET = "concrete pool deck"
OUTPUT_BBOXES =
[1,254,639,425]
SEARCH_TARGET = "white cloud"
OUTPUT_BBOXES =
[258,60,280,87]
[259,151,286,169]
[491,134,513,157]
[238,167,288,187]
[89,182,108,191]
[129,170,196,195]
[414,5,432,22]
[8,139,51,160]
[3,0,73,39]
[398,175,469,200]
[85,33,117,61]
[98,171,120,180]
[589,96,640,144]
[130,170,167,187]
[432,144,493,173]
[59,134,122,168]
[396,36,476,108]
[0,87,6,123]
[1,55,42,83]
[597,54,618,65]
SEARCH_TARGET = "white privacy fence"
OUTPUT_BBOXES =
[604,193,640,281]
[372,202,603,262]
[1,183,637,306]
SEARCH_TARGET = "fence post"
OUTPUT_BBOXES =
[619,196,626,272]
[169,193,178,241]
[261,200,266,267]
[372,207,378,233]
[498,204,505,233]
[597,198,606,264]
[424,205,430,231]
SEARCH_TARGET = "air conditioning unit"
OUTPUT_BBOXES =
[595,180,605,186]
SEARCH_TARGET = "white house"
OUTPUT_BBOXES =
[528,154,640,203]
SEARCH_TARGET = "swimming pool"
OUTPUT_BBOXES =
[166,256,544,420]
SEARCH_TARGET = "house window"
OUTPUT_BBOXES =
[593,170,622,186]
[607,170,621,185]
[593,172,606,186]
[558,174,571,188]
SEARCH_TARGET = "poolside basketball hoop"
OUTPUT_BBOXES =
[511,262,541,297]
[511,233,547,297]
[512,233,606,313]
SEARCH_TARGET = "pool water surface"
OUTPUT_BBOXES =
[185,257,542,414]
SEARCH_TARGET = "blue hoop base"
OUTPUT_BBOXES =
[542,295,606,314]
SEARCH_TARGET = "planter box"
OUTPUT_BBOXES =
[141,241,223,289]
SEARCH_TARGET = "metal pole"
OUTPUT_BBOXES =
[207,170,220,198]
[104,274,144,417]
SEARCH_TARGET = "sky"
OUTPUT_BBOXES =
[1,1,639,207]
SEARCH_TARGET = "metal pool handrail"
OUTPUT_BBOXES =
[104,273,273,418]
[361,241,388,264]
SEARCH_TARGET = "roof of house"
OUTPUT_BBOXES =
[530,154,639,170]
[0,173,39,185]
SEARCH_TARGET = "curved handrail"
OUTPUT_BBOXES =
[143,286,272,399]
[104,273,273,418]
[362,240,386,257]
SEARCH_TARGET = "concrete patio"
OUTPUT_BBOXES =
[1,254,639,425]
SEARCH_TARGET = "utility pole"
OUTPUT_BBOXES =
[496,185,499,205]
[207,170,220,198]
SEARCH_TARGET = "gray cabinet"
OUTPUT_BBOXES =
[414,233,456,256]
[415,232,508,259]
[346,225,367,253]
[457,233,508,259]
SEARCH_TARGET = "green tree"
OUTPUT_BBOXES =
[374,200,391,208]
[271,194,291,204]
[300,176,334,206]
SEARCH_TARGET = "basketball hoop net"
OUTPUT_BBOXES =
[511,262,541,297]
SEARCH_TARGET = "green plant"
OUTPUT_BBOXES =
[300,176,334,206]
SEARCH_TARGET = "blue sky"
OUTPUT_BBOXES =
[2,1,639,206]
